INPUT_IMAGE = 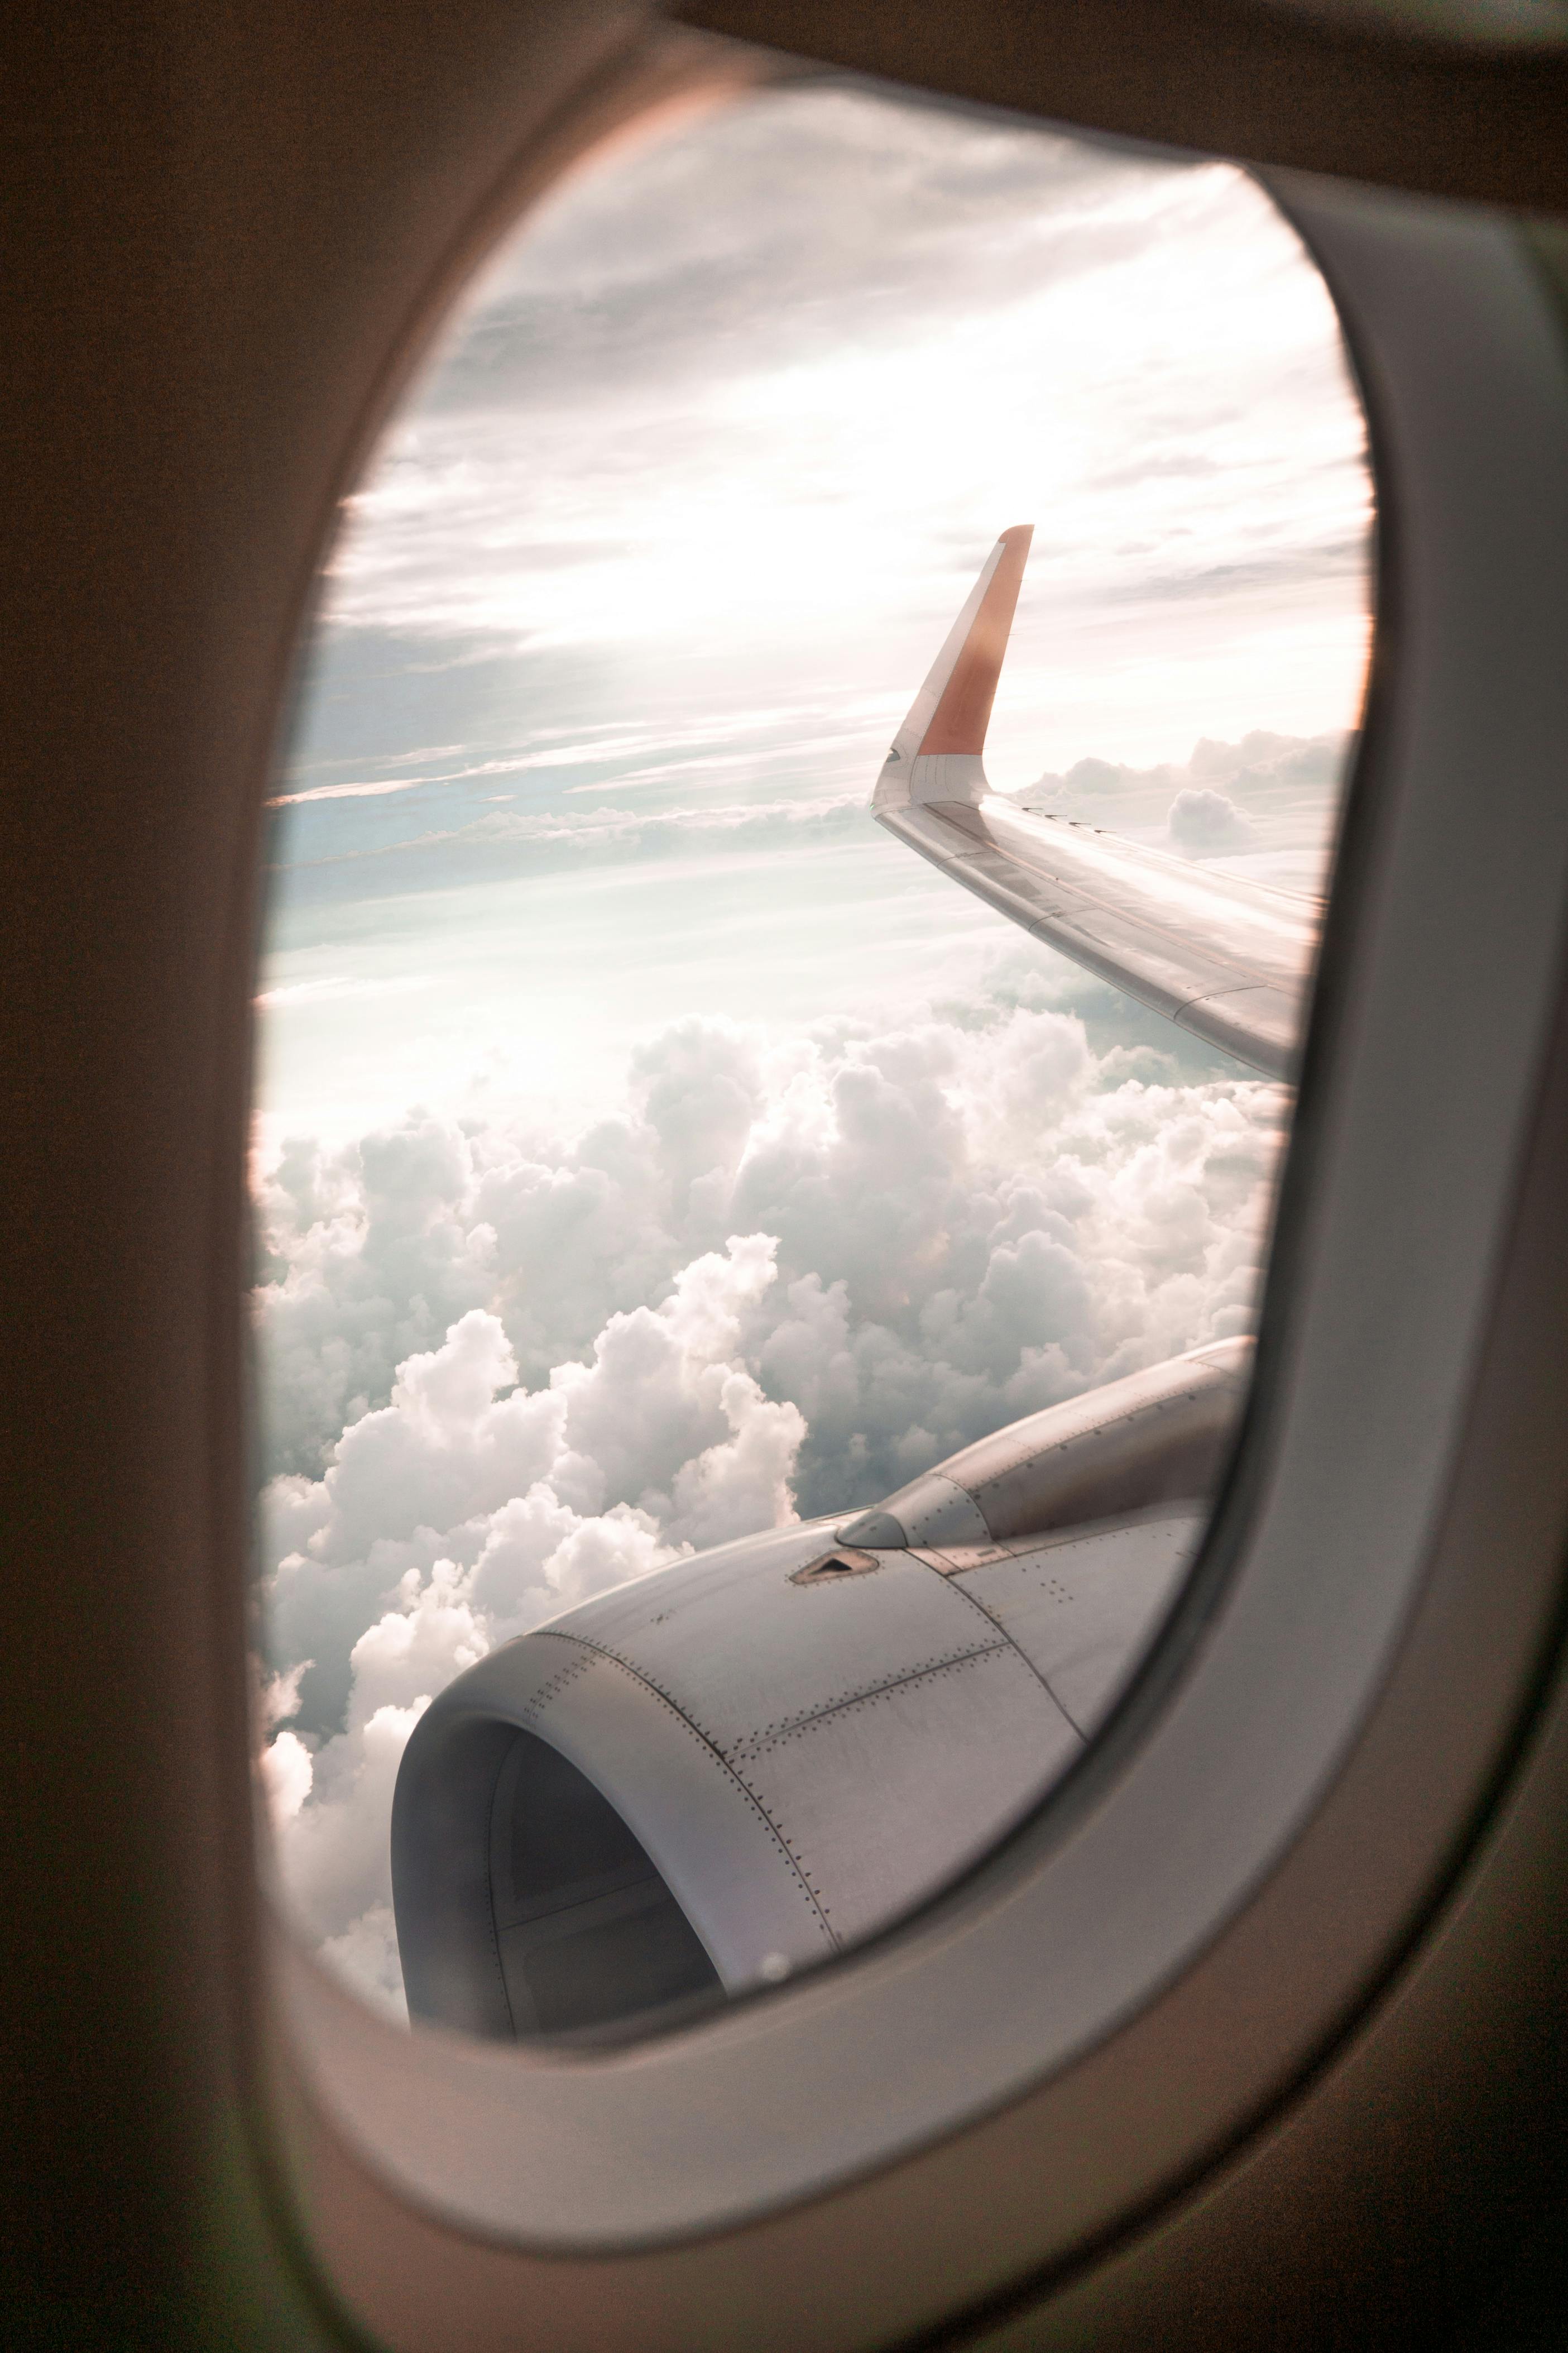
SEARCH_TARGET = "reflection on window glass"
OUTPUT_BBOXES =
[254,81,1370,2034]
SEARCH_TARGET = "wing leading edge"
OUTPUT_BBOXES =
[874,530,1321,1079]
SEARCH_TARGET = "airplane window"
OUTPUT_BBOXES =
[252,77,1371,2041]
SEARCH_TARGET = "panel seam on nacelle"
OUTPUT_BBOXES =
[919,1553,1092,1739]
[723,1639,1016,1763]
[529,1629,839,1945]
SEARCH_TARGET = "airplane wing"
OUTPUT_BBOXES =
[873,527,1322,1079]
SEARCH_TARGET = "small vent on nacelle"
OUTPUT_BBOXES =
[790,1546,883,1586]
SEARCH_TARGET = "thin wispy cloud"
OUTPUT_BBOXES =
[311,95,1365,764]
[254,975,433,1010]
[270,779,433,807]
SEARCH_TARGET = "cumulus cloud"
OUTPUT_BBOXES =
[1014,729,1349,896]
[256,963,1287,2013]
[1019,728,1348,818]
[1167,786,1255,855]
[260,1730,313,1824]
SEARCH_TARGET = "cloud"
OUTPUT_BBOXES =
[414,88,1168,421]
[256,963,1287,2012]
[1168,786,1255,855]
[319,1903,407,2023]
[401,789,864,857]
[1020,728,1348,815]
[1014,729,1346,896]
[260,1730,313,1824]
[306,79,1367,750]
[268,777,431,807]
[262,1659,313,1727]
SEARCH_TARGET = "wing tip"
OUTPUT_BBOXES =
[872,524,1037,814]
[918,523,1034,760]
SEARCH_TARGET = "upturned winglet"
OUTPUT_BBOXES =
[872,526,1033,815]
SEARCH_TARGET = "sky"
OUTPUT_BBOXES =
[253,78,1372,2019]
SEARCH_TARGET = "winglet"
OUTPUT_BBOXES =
[874,525,1033,815]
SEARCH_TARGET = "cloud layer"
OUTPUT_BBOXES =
[256,935,1289,2017]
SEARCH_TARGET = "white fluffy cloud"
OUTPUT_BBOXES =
[1168,786,1255,855]
[255,943,1288,2017]
[1021,728,1346,824]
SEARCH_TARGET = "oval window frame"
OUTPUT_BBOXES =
[260,83,1568,2336]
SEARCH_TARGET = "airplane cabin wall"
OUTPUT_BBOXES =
[6,1,1568,2346]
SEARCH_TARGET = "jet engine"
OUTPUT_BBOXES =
[392,1338,1250,2041]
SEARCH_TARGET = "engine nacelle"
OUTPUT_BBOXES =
[391,1340,1249,2040]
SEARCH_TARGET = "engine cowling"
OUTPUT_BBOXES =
[391,1338,1249,2041]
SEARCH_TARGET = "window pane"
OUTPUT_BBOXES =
[254,79,1370,2032]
